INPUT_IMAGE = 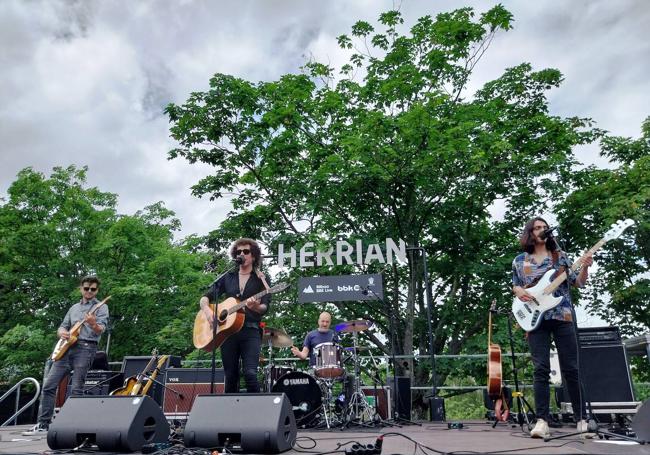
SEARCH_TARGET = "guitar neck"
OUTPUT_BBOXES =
[544,238,606,294]
[230,288,273,313]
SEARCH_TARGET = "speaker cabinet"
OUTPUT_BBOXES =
[389,376,411,420]
[163,368,225,418]
[47,395,169,452]
[184,393,297,453]
[121,355,181,405]
[560,343,634,404]
[360,386,391,419]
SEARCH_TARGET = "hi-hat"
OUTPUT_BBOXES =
[335,319,373,333]
[262,327,293,348]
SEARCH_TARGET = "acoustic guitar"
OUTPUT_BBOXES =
[193,282,289,352]
[487,300,509,422]
[50,295,111,361]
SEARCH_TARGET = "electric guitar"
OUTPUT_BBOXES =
[193,282,289,351]
[512,219,634,332]
[111,349,164,396]
[50,296,111,361]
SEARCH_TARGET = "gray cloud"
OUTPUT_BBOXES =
[1,0,648,241]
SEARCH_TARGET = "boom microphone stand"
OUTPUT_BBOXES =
[207,258,242,393]
[541,230,641,443]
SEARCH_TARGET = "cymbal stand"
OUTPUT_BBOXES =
[264,337,274,393]
[342,330,373,427]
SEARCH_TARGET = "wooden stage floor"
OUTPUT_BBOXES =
[1,420,648,455]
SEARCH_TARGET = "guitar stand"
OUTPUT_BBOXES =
[499,309,534,431]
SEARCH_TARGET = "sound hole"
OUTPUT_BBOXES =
[142,416,156,441]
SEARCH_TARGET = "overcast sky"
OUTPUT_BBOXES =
[1,0,648,240]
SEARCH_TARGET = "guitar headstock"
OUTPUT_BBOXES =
[603,219,634,242]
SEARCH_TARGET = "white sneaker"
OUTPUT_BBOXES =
[530,418,550,438]
[21,423,48,436]
[577,419,596,439]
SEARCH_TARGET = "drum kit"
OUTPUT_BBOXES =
[261,319,380,429]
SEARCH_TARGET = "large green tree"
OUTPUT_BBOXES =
[166,5,602,404]
[0,166,210,382]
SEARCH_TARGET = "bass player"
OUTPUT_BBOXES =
[512,217,593,438]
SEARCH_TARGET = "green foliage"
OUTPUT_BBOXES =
[166,6,601,415]
[0,166,212,382]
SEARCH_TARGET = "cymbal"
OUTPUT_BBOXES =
[335,319,373,333]
[262,327,293,348]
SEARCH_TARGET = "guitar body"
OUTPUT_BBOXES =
[51,334,78,361]
[110,377,140,396]
[487,344,503,399]
[511,269,563,332]
[193,298,246,352]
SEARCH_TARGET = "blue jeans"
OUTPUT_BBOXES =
[38,341,97,426]
[528,319,585,421]
[221,327,262,393]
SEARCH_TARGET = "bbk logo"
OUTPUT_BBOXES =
[337,285,360,292]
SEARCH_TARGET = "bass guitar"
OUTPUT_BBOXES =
[50,295,111,361]
[193,282,289,352]
[487,300,509,422]
[512,219,634,332]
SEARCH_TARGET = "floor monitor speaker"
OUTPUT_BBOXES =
[47,395,169,452]
[184,393,297,453]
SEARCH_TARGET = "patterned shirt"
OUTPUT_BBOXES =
[511,251,581,322]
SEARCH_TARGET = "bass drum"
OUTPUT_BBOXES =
[271,371,322,427]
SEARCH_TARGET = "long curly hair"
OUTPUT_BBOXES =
[519,217,557,254]
[230,238,262,268]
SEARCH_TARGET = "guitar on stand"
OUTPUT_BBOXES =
[487,300,509,425]
[111,349,160,396]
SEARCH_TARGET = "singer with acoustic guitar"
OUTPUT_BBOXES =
[199,238,270,393]
[512,217,593,439]
[24,276,109,435]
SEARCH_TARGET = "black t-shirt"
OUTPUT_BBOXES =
[204,270,271,325]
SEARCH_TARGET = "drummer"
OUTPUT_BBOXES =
[291,312,339,367]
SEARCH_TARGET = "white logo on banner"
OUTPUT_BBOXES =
[303,285,314,293]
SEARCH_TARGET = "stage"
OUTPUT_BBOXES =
[1,421,648,455]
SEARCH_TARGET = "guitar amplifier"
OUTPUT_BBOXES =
[120,355,181,406]
[58,370,124,405]
[163,368,225,418]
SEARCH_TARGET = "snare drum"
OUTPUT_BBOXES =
[313,342,344,378]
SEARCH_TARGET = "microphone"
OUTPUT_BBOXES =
[540,226,558,240]
[235,255,245,265]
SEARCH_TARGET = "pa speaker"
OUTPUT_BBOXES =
[389,376,412,420]
[184,393,297,453]
[47,395,169,452]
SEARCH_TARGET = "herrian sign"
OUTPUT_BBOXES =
[276,238,406,268]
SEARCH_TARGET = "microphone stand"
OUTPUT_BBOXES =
[363,286,418,426]
[207,262,240,394]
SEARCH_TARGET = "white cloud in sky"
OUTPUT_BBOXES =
[1,0,648,252]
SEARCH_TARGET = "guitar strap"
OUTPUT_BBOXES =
[524,251,566,289]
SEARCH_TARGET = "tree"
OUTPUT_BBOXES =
[166,6,601,412]
[556,117,649,381]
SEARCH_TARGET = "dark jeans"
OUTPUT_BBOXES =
[221,327,262,393]
[38,341,97,426]
[528,319,585,422]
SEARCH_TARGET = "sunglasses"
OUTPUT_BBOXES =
[236,249,252,255]
[83,287,98,292]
